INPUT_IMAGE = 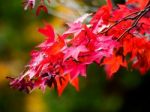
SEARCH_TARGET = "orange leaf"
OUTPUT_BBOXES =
[56,74,69,96]
[46,36,65,55]
[70,77,79,91]
[103,54,127,78]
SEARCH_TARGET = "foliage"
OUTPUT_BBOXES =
[8,0,150,95]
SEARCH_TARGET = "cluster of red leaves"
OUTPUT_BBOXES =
[8,0,150,95]
[23,0,49,16]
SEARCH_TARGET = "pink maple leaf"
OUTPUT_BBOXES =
[64,45,88,61]
[63,59,87,80]
[63,13,91,36]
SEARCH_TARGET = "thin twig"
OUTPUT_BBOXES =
[100,3,150,41]
[101,11,139,34]
[117,6,150,40]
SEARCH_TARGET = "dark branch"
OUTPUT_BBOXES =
[101,3,150,41]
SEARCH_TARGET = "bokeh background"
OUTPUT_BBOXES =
[0,0,150,112]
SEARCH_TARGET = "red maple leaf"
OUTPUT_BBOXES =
[103,53,127,78]
[127,0,150,9]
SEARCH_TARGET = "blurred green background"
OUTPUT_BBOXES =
[0,0,150,112]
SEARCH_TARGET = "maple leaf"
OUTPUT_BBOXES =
[90,6,110,26]
[70,63,87,80]
[103,53,127,78]
[127,0,150,9]
[133,54,150,74]
[63,59,87,80]
[70,77,79,91]
[36,5,48,16]
[129,38,150,74]
[45,36,65,55]
[69,29,89,46]
[63,22,83,36]
[56,74,70,96]
[92,18,110,34]
[123,37,150,59]
[106,0,114,11]
[63,13,91,36]
[56,75,79,96]
[64,45,88,61]
[38,24,55,41]
[38,24,55,48]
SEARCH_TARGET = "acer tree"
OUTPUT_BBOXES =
[8,0,150,95]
